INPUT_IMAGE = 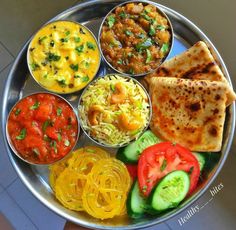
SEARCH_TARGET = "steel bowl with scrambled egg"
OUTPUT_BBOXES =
[27,20,101,94]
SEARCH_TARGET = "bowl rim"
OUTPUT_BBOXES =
[5,91,80,166]
[26,20,101,95]
[77,73,152,148]
[97,0,174,77]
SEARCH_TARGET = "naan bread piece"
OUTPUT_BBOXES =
[149,77,230,152]
[145,41,236,106]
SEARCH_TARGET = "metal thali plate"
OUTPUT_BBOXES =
[1,0,235,229]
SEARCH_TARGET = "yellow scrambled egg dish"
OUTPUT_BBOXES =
[28,21,100,93]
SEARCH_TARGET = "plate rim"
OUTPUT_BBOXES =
[1,0,235,229]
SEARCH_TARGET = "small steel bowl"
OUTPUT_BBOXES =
[98,0,174,77]
[6,92,80,166]
[27,20,101,94]
[78,74,152,148]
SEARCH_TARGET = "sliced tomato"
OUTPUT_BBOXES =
[126,164,138,180]
[138,142,200,197]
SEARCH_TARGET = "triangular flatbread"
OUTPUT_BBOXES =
[145,41,236,106]
[149,77,230,152]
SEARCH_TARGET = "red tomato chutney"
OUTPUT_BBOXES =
[7,93,78,164]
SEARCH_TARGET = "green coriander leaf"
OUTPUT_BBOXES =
[42,120,52,133]
[74,37,81,43]
[16,128,26,140]
[119,11,127,19]
[146,49,152,63]
[30,101,40,110]
[60,37,68,43]
[157,25,166,31]
[149,25,156,36]
[15,108,21,116]
[70,64,79,71]
[107,15,116,28]
[81,75,89,82]
[30,63,40,71]
[57,79,67,87]
[57,133,62,141]
[65,31,70,36]
[136,38,153,51]
[46,52,61,62]
[125,30,133,36]
[117,59,123,65]
[75,44,84,53]
[64,139,70,147]
[74,75,81,79]
[57,107,62,116]
[110,84,115,91]
[86,42,96,50]
[160,43,169,53]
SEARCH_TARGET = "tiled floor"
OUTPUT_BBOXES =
[0,0,236,230]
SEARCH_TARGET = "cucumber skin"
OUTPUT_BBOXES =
[193,152,206,171]
[126,180,147,219]
[116,130,160,164]
[147,171,190,213]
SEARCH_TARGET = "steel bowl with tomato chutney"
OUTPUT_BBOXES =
[99,1,173,76]
[6,93,79,165]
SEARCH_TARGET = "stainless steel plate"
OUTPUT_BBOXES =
[1,0,235,229]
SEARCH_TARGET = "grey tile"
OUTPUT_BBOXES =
[0,184,4,194]
[0,43,13,70]
[7,178,66,230]
[0,64,18,188]
[0,0,78,56]
[0,190,37,230]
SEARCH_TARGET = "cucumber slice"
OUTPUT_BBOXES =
[193,152,206,171]
[127,180,147,218]
[149,170,190,212]
[117,130,161,163]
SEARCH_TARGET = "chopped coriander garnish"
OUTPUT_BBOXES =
[70,64,79,71]
[46,52,61,62]
[85,61,90,68]
[30,63,40,71]
[157,25,166,31]
[16,128,26,140]
[64,139,70,147]
[57,79,67,87]
[74,37,81,43]
[160,159,167,171]
[160,43,169,53]
[38,36,47,44]
[136,38,153,51]
[149,25,156,36]
[117,59,123,65]
[125,30,133,36]
[137,33,146,39]
[42,120,52,132]
[15,108,21,116]
[119,11,127,19]
[107,15,115,28]
[86,42,96,50]
[75,44,84,53]
[57,107,62,116]
[81,75,89,82]
[65,31,70,36]
[50,140,57,153]
[74,75,80,79]
[30,101,40,110]
[57,133,62,141]
[146,49,152,63]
